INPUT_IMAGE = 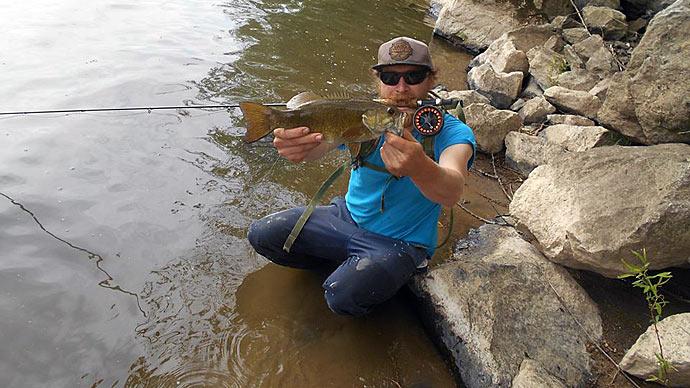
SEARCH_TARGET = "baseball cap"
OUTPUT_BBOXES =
[372,37,434,70]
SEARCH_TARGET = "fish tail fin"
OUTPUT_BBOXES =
[240,102,276,143]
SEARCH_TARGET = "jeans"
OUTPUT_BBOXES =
[247,197,429,316]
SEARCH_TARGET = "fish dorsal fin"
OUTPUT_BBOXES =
[323,91,353,100]
[286,91,323,109]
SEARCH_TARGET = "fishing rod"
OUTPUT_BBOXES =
[0,103,287,116]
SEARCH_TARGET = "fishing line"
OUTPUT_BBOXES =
[0,103,287,117]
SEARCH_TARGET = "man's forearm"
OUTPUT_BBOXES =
[410,156,465,207]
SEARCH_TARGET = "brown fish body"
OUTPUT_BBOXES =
[240,93,403,144]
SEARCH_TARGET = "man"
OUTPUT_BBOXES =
[248,37,476,316]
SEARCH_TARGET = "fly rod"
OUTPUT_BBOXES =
[0,103,287,116]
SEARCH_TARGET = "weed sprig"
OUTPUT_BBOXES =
[618,249,676,386]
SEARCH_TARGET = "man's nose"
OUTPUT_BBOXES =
[394,77,410,91]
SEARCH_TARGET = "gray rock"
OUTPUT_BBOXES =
[436,89,492,107]
[586,46,618,74]
[519,96,557,124]
[410,224,602,388]
[510,98,527,112]
[434,0,545,53]
[585,0,621,8]
[510,143,690,277]
[572,34,606,62]
[544,86,602,118]
[464,103,522,153]
[512,359,568,388]
[527,47,569,90]
[542,124,614,151]
[550,15,581,29]
[627,17,648,33]
[543,35,565,52]
[556,69,602,91]
[505,131,568,175]
[474,36,530,74]
[547,114,596,126]
[504,24,561,54]
[563,28,591,45]
[620,313,690,387]
[582,6,629,40]
[562,44,586,69]
[588,77,611,101]
[468,64,524,109]
[598,0,690,144]
[520,76,544,99]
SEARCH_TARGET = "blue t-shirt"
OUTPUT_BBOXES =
[345,114,476,256]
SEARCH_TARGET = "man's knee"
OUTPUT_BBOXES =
[322,257,402,317]
[323,283,371,317]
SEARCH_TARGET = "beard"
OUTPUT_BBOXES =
[387,94,417,108]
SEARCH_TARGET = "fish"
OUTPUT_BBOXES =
[239,92,405,143]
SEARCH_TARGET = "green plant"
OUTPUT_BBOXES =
[618,249,676,386]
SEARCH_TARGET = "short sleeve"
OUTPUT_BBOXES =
[435,114,477,169]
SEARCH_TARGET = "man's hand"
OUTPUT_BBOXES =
[273,127,323,162]
[380,130,429,178]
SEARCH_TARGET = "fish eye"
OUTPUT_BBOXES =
[386,107,395,115]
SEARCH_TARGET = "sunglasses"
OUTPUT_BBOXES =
[378,69,429,86]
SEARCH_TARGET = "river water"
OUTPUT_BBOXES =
[0,0,473,386]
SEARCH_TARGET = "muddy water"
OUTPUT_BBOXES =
[0,0,475,387]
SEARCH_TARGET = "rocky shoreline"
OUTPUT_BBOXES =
[413,0,690,386]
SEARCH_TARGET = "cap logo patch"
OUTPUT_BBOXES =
[389,40,413,61]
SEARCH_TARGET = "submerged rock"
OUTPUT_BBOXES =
[598,0,690,144]
[410,224,602,388]
[510,143,690,277]
[620,313,690,387]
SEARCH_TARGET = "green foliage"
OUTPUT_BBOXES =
[618,249,676,386]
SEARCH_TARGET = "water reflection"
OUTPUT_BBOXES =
[0,0,472,385]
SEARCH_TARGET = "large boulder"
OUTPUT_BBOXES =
[410,224,602,388]
[505,131,568,175]
[620,313,690,387]
[544,86,602,119]
[467,64,524,109]
[512,359,568,388]
[597,0,690,144]
[434,1,566,53]
[464,103,522,153]
[510,144,690,277]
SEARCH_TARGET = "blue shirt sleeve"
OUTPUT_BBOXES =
[434,114,477,170]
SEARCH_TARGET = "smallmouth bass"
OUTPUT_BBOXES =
[240,92,405,143]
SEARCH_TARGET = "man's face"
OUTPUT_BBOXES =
[376,64,434,112]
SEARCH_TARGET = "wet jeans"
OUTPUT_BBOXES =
[247,197,429,316]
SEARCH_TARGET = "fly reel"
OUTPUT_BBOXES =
[412,98,459,136]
